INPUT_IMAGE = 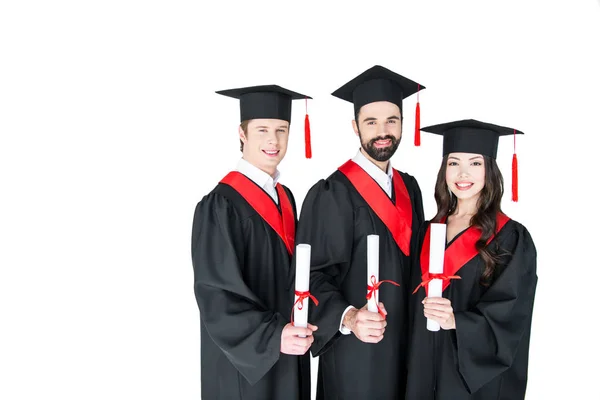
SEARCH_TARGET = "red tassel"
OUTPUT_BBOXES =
[414,84,421,146]
[512,153,518,202]
[414,101,421,146]
[304,113,312,159]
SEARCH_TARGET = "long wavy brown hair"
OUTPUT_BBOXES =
[432,155,505,285]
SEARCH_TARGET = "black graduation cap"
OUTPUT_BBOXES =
[421,119,524,201]
[216,84,311,123]
[216,85,314,158]
[331,65,425,145]
[420,119,523,158]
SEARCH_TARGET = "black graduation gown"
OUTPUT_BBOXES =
[296,168,424,400]
[191,181,310,400]
[406,218,538,400]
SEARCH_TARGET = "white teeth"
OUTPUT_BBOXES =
[457,183,472,188]
[264,150,278,155]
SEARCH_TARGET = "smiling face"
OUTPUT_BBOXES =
[445,152,486,202]
[239,119,289,176]
[352,101,402,163]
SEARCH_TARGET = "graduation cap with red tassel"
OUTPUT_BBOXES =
[215,84,313,158]
[330,65,425,135]
[419,119,524,201]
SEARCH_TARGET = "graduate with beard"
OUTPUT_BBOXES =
[295,65,426,399]
[191,85,317,400]
[405,119,538,400]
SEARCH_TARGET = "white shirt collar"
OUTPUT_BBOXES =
[352,149,394,197]
[235,158,280,202]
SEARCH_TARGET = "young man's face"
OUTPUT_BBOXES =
[352,101,402,162]
[239,119,289,175]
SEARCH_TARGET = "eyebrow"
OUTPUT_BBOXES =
[255,125,288,129]
[448,156,484,160]
[362,115,401,122]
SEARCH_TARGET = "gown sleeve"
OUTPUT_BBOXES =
[408,221,429,333]
[191,193,287,386]
[407,173,425,230]
[453,224,538,394]
[295,179,355,357]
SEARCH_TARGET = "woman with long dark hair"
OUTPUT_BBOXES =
[405,119,538,400]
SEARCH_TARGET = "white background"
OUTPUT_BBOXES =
[1,0,599,399]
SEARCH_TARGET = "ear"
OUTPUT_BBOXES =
[352,119,359,137]
[238,125,247,143]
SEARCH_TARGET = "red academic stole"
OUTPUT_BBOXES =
[220,171,295,255]
[338,160,412,256]
[416,213,510,295]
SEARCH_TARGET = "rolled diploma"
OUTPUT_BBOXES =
[427,223,447,331]
[367,235,379,313]
[294,244,311,335]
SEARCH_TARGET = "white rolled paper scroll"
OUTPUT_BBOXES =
[294,244,311,333]
[427,223,447,331]
[367,235,379,313]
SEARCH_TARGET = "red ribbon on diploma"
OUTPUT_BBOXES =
[366,275,400,318]
[291,290,319,325]
[412,273,462,295]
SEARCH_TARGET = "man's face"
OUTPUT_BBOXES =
[352,101,402,162]
[239,119,289,175]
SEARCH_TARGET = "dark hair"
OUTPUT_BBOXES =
[432,155,505,285]
[239,120,249,152]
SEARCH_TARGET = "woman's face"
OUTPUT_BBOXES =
[445,152,486,202]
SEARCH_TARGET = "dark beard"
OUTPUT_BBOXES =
[359,131,401,162]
